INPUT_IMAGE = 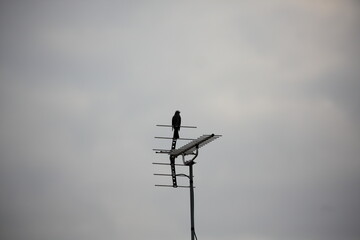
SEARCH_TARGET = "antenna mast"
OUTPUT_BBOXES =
[153,121,221,240]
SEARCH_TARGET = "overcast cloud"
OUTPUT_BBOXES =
[1,1,360,240]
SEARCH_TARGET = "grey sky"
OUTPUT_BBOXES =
[1,1,360,240]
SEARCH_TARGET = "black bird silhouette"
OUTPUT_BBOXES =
[172,111,181,139]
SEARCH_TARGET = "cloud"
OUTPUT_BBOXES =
[1,1,359,240]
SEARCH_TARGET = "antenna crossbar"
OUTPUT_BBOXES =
[156,124,197,128]
[153,162,187,166]
[154,173,190,177]
[155,184,193,188]
[155,137,196,140]
[152,149,171,154]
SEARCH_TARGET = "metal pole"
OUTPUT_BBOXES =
[189,162,195,240]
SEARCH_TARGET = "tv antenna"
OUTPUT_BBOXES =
[153,120,221,240]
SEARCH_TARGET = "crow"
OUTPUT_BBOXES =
[172,111,181,139]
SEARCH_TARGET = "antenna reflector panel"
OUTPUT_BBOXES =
[170,134,221,157]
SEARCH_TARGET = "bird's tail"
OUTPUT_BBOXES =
[173,129,179,139]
